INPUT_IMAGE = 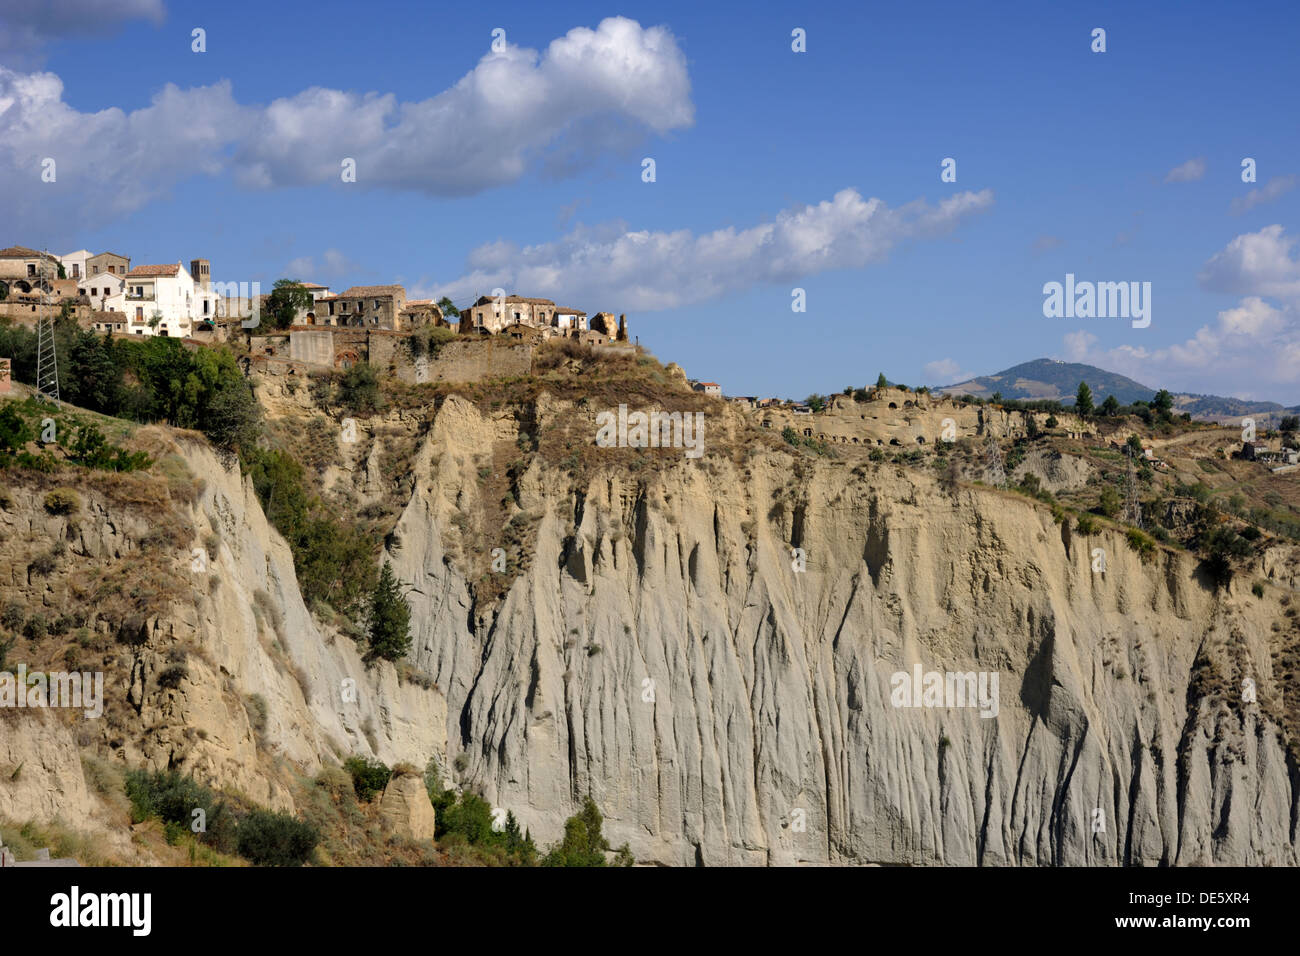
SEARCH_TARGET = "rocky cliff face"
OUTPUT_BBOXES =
[381,397,1297,866]
[4,392,1296,867]
[0,434,445,828]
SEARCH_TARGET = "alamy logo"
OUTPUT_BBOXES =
[209,280,262,328]
[890,663,999,718]
[49,887,151,936]
[1042,274,1151,328]
[0,665,103,718]
[595,404,705,459]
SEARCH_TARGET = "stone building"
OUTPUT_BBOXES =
[86,252,130,278]
[316,285,408,328]
[465,294,558,333]
[0,246,61,293]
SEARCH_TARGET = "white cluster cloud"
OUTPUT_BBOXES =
[1163,157,1205,183]
[237,17,691,194]
[0,17,693,231]
[1198,224,1300,299]
[1063,225,1300,398]
[422,188,994,310]
[0,68,243,229]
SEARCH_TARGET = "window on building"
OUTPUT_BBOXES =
[373,299,381,310]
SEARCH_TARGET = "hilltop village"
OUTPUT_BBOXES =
[3,242,1297,473]
[0,245,631,382]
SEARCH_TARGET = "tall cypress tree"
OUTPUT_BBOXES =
[1075,381,1094,417]
[365,561,412,662]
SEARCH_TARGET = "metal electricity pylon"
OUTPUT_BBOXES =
[1123,454,1143,528]
[35,251,60,404]
[983,434,1005,487]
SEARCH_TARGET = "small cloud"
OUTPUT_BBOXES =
[1230,175,1297,215]
[1063,330,1097,361]
[924,358,974,383]
[1032,235,1063,253]
[283,248,355,281]
[1164,157,1206,183]
[557,196,590,227]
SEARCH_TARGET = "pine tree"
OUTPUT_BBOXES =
[1075,381,1094,417]
[365,561,412,662]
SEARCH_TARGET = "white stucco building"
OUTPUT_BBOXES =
[123,262,201,337]
[59,249,93,280]
[79,271,126,314]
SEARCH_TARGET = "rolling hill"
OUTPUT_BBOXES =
[935,358,1300,424]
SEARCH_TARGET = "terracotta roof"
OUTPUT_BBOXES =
[699,382,720,387]
[297,282,327,289]
[405,299,433,306]
[126,264,180,277]
[92,252,130,260]
[338,285,404,298]
[0,246,46,258]
[555,306,588,315]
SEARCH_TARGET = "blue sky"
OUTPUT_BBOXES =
[2,0,1298,401]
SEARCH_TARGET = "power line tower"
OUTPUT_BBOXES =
[1123,454,1143,527]
[983,434,1005,487]
[35,251,60,404]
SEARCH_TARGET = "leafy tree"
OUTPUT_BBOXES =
[0,404,33,458]
[265,279,315,330]
[204,379,263,453]
[876,373,888,389]
[343,756,392,802]
[1279,415,1299,434]
[438,790,496,844]
[1098,485,1121,518]
[338,361,380,413]
[1200,525,1252,588]
[805,394,825,413]
[1152,389,1174,418]
[1045,415,1059,429]
[1075,381,1094,416]
[1126,434,1144,457]
[1025,413,1039,439]
[1100,394,1120,417]
[436,296,460,320]
[365,561,411,662]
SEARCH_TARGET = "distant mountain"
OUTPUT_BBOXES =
[934,358,1300,423]
[936,359,1157,405]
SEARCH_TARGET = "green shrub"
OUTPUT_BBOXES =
[43,487,81,515]
[1252,581,1265,598]
[1075,513,1099,535]
[542,796,631,867]
[1125,528,1156,563]
[236,808,318,866]
[343,755,392,802]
